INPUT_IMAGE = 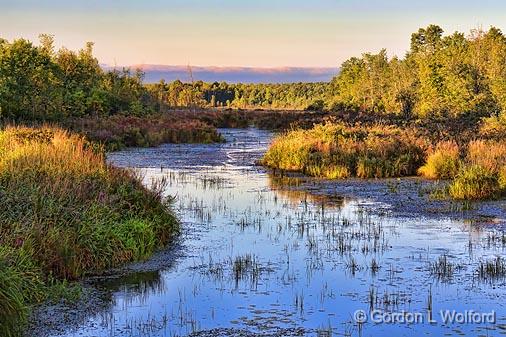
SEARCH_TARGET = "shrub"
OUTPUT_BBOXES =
[448,165,501,200]
[418,141,460,179]
[479,113,506,139]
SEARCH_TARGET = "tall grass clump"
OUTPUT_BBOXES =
[418,141,460,179]
[446,140,506,200]
[467,140,506,172]
[448,165,500,200]
[0,126,178,335]
[262,122,428,179]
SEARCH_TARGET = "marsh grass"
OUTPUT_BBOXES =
[467,140,506,172]
[262,122,428,179]
[418,141,460,179]
[477,257,506,281]
[448,165,501,200]
[0,126,178,336]
[263,121,506,200]
[69,114,225,150]
[446,140,506,200]
[429,254,460,282]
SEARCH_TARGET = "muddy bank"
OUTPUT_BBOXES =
[26,234,188,337]
[269,173,506,225]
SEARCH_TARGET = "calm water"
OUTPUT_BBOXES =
[57,128,506,337]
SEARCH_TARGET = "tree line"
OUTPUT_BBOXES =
[0,34,157,121]
[329,25,506,119]
[0,34,328,121]
[2,25,506,122]
[145,80,330,111]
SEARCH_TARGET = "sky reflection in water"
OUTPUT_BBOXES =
[57,128,506,337]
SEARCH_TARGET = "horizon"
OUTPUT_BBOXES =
[113,64,338,83]
[2,0,506,68]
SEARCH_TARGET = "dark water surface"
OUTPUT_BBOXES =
[56,128,506,337]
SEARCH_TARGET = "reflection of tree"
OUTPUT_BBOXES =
[267,173,348,210]
[97,270,164,306]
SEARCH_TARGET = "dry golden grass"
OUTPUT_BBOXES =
[467,140,506,172]
[418,141,460,179]
[262,122,428,179]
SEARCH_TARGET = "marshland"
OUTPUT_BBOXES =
[25,128,506,337]
[1,13,506,337]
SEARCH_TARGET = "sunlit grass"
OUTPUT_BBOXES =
[262,121,428,179]
[445,140,506,200]
[418,141,460,179]
[0,126,178,335]
[263,121,506,200]
[70,114,225,150]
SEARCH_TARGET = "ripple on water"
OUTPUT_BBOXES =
[48,128,506,337]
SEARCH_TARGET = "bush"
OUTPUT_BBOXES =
[418,141,460,179]
[306,99,325,111]
[479,113,506,139]
[448,165,501,200]
[0,126,178,335]
[68,114,225,150]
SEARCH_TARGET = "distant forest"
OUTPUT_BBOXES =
[1,24,506,121]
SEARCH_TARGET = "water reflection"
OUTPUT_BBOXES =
[54,128,506,337]
[268,174,348,210]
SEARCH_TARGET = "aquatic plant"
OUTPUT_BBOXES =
[477,256,506,281]
[429,254,459,281]
[448,165,501,200]
[0,126,178,335]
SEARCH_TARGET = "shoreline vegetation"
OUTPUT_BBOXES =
[0,126,178,336]
[261,24,506,201]
[0,34,330,150]
[63,110,331,150]
[261,120,506,200]
[1,23,506,335]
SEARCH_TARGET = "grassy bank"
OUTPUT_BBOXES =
[66,114,225,150]
[0,126,178,336]
[419,139,506,199]
[262,121,506,200]
[262,122,429,179]
[63,110,334,150]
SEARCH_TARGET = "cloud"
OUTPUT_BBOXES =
[106,64,337,83]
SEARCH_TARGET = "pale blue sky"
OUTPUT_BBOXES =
[1,0,505,67]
